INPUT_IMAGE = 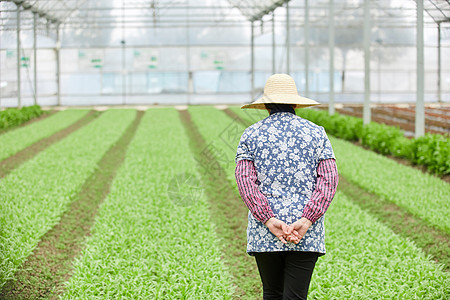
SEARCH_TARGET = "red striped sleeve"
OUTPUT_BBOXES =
[301,158,339,223]
[235,159,275,224]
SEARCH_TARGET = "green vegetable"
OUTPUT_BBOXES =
[0,110,136,288]
[409,133,450,175]
[62,109,233,298]
[310,192,449,299]
[0,105,43,129]
[330,135,450,234]
[0,110,89,161]
[292,108,449,175]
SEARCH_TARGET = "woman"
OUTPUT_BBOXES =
[235,74,338,300]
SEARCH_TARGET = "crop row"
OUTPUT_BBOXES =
[62,108,233,298]
[211,106,448,298]
[0,105,43,130]
[229,106,450,233]
[1,106,446,298]
[0,109,136,288]
[0,109,89,161]
[188,106,241,183]
[309,192,448,299]
[329,136,450,234]
[294,108,449,175]
[188,106,260,298]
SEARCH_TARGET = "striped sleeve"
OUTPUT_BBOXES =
[301,158,339,224]
[235,159,275,224]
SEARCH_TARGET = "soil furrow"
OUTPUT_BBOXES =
[224,107,449,270]
[0,110,99,179]
[178,109,262,299]
[0,111,143,299]
[222,108,249,128]
[338,176,449,271]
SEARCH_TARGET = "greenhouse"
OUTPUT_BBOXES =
[0,0,449,299]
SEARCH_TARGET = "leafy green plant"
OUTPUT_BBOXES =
[310,192,449,300]
[390,135,413,158]
[295,109,363,141]
[0,105,43,129]
[62,109,233,298]
[410,133,450,175]
[292,108,449,175]
[360,121,405,155]
[0,110,136,289]
[189,106,261,299]
[0,110,89,161]
[330,135,450,234]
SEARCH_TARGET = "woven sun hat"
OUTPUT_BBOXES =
[241,73,320,109]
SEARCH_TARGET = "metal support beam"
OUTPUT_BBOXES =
[12,0,60,24]
[187,0,192,104]
[55,23,61,106]
[415,0,425,137]
[272,13,275,74]
[33,12,37,105]
[437,22,441,103]
[286,1,290,74]
[329,0,335,115]
[17,6,21,108]
[251,20,255,100]
[363,0,371,125]
[305,0,309,97]
[248,1,291,21]
[122,0,126,105]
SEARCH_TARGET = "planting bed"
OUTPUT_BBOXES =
[0,109,90,162]
[0,110,136,290]
[197,106,449,299]
[0,106,447,299]
[187,106,262,299]
[320,104,450,136]
[62,108,233,298]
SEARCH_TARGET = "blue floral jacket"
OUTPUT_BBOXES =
[235,112,335,255]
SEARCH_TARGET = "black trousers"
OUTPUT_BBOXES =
[253,251,320,300]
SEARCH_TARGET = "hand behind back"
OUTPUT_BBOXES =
[265,217,313,245]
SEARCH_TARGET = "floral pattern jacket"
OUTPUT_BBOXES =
[235,112,335,255]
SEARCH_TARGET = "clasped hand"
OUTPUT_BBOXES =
[264,217,312,244]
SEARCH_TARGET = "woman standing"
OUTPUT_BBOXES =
[235,74,338,300]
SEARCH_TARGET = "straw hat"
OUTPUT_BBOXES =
[241,74,320,109]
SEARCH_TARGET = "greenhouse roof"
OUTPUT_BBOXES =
[423,0,450,23]
[0,0,449,32]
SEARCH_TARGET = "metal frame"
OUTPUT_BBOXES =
[16,4,21,108]
[304,0,309,96]
[33,11,37,105]
[328,0,335,115]
[251,20,255,100]
[1,0,449,139]
[286,1,290,74]
[363,0,371,125]
[416,0,425,137]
